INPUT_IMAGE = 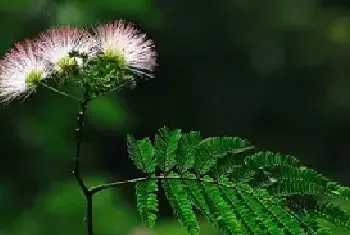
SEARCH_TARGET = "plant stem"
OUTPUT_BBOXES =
[89,174,239,195]
[72,98,93,235]
[40,82,81,102]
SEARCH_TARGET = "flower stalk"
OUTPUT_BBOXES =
[72,93,94,235]
[0,19,158,235]
[39,81,81,101]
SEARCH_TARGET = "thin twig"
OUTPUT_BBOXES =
[72,97,94,235]
[90,177,151,194]
[89,174,241,195]
[40,82,81,102]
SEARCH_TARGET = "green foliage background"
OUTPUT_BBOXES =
[1,0,350,234]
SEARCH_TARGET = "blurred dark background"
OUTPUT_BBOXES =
[1,0,350,234]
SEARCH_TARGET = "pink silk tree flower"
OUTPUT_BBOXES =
[92,19,157,78]
[0,40,51,104]
[37,25,100,72]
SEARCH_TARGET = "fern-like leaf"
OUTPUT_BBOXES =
[251,186,310,234]
[135,177,159,228]
[182,173,218,228]
[259,165,350,200]
[212,149,254,178]
[127,135,156,173]
[268,179,326,196]
[176,131,201,173]
[161,172,200,235]
[224,165,256,183]
[127,127,350,234]
[194,137,251,175]
[312,202,350,230]
[217,178,267,234]
[199,175,244,234]
[244,151,300,170]
[264,165,329,187]
[326,182,350,200]
[297,212,332,235]
[155,127,182,172]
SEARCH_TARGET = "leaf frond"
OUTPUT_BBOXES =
[155,126,182,172]
[127,126,350,234]
[127,135,156,173]
[135,177,159,228]
[161,172,200,235]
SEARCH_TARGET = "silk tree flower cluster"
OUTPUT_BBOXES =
[0,19,157,104]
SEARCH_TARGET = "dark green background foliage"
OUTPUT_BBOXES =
[1,0,350,234]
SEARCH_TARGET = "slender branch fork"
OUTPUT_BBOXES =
[69,112,311,235]
[61,83,291,235]
[40,80,133,235]
[38,80,304,234]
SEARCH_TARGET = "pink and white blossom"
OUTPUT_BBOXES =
[37,25,99,71]
[93,19,157,78]
[0,40,50,104]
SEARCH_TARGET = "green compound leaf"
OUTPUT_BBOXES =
[176,131,201,173]
[155,126,182,172]
[194,137,252,175]
[161,172,200,235]
[127,127,350,234]
[312,202,350,231]
[199,176,244,234]
[127,135,156,174]
[135,178,159,228]
[244,151,300,170]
